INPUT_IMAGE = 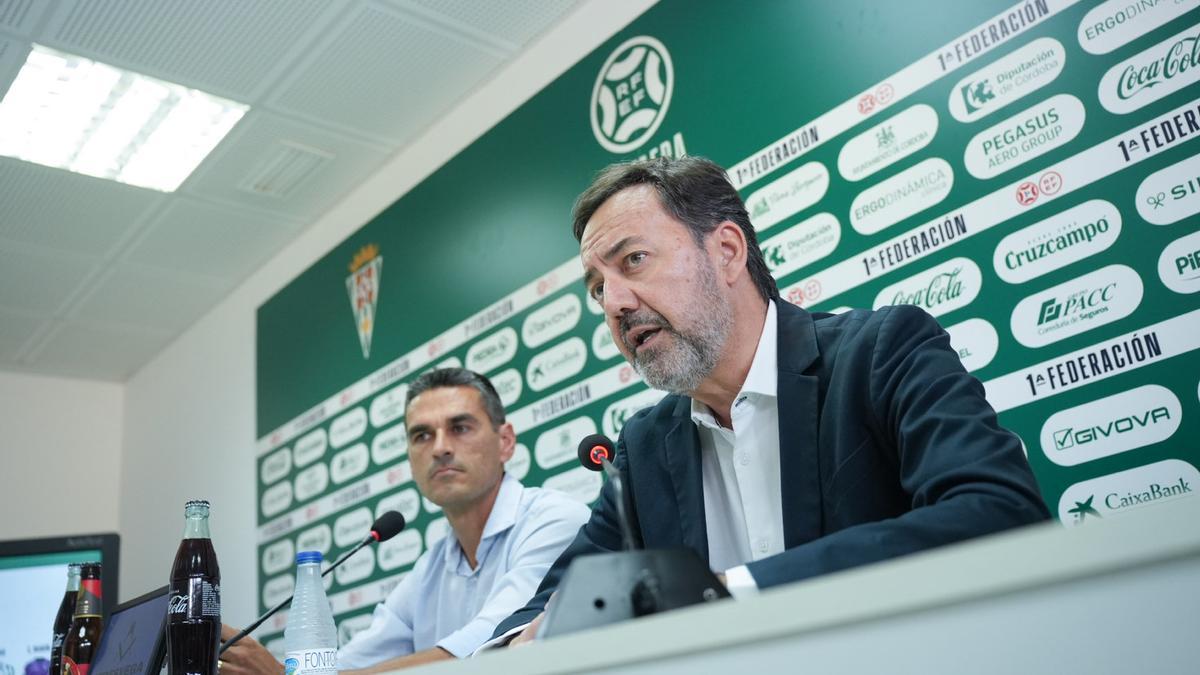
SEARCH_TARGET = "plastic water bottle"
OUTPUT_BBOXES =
[283,551,337,675]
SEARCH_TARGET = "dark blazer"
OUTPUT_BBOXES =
[495,301,1049,636]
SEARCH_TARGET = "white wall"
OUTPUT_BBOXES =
[0,371,123,541]
[119,0,656,628]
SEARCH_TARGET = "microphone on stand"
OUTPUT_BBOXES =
[577,434,637,552]
[219,511,407,654]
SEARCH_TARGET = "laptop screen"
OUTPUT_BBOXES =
[89,589,168,675]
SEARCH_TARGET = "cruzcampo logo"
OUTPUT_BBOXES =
[590,36,674,153]
[346,244,382,359]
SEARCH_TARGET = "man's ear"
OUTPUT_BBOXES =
[497,422,516,464]
[711,220,749,284]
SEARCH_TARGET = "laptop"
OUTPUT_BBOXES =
[88,586,169,675]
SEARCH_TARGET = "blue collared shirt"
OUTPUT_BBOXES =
[336,473,590,664]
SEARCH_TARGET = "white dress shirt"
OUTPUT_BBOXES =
[691,300,783,597]
[337,473,590,664]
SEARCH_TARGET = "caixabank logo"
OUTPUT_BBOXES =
[1058,459,1200,525]
[591,36,674,154]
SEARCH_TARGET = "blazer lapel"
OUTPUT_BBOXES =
[664,398,709,564]
[775,302,824,548]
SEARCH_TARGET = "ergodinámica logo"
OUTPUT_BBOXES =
[591,36,674,153]
[1040,384,1181,467]
[1058,459,1199,525]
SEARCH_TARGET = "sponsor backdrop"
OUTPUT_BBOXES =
[253,0,1200,650]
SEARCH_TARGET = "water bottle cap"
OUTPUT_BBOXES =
[296,550,323,565]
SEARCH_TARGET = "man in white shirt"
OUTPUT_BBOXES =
[493,155,1048,644]
[219,368,589,673]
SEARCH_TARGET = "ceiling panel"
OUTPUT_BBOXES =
[125,197,304,280]
[406,0,580,47]
[0,158,164,256]
[0,244,98,313]
[0,36,27,100]
[0,0,46,36]
[70,263,233,333]
[183,110,393,218]
[0,305,48,360]
[43,0,342,100]
[29,319,173,381]
[269,3,504,144]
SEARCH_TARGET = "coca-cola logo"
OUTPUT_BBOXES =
[1116,32,1199,100]
[168,593,189,615]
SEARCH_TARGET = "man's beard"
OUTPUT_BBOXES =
[619,261,732,394]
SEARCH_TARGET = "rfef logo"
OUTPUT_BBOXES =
[591,36,674,154]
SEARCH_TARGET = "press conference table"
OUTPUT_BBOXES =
[408,497,1199,674]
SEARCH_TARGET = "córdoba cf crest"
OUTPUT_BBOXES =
[346,244,382,359]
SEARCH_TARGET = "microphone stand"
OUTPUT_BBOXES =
[219,533,379,655]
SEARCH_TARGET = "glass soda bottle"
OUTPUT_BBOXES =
[50,563,82,675]
[283,551,337,675]
[60,562,103,675]
[167,499,221,675]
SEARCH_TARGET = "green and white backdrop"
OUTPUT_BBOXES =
[253,0,1200,649]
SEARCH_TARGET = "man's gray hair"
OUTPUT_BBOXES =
[404,367,506,428]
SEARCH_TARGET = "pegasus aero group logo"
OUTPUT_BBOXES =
[591,36,674,154]
[347,244,382,359]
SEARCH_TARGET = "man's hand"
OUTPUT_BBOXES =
[219,624,284,675]
[508,612,544,647]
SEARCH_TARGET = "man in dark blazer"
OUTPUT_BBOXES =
[494,155,1049,644]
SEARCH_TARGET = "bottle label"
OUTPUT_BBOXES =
[283,649,337,675]
[168,578,221,620]
[73,579,102,617]
[52,632,64,649]
[63,656,88,675]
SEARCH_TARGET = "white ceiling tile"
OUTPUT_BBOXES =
[0,305,48,360]
[0,244,99,313]
[28,319,173,381]
[42,0,342,101]
[406,0,580,47]
[0,0,47,36]
[183,111,392,218]
[269,3,504,143]
[125,197,304,280]
[70,263,232,332]
[0,158,164,256]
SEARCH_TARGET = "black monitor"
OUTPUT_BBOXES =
[0,532,120,673]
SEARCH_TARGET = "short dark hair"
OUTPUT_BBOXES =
[571,156,780,301]
[405,367,505,428]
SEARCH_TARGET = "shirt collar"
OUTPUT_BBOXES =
[690,299,778,426]
[442,472,523,566]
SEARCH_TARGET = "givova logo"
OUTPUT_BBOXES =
[1040,384,1182,467]
[1010,265,1143,348]
[1058,459,1199,525]
[591,36,674,154]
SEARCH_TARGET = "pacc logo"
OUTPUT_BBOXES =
[590,36,674,153]
[1041,384,1181,467]
[1011,264,1143,348]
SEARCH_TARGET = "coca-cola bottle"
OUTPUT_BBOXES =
[50,563,82,675]
[60,563,103,675]
[167,499,221,675]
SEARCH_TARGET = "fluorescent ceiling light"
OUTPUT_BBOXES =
[0,44,248,192]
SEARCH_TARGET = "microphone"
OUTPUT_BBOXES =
[577,434,637,551]
[219,511,406,654]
